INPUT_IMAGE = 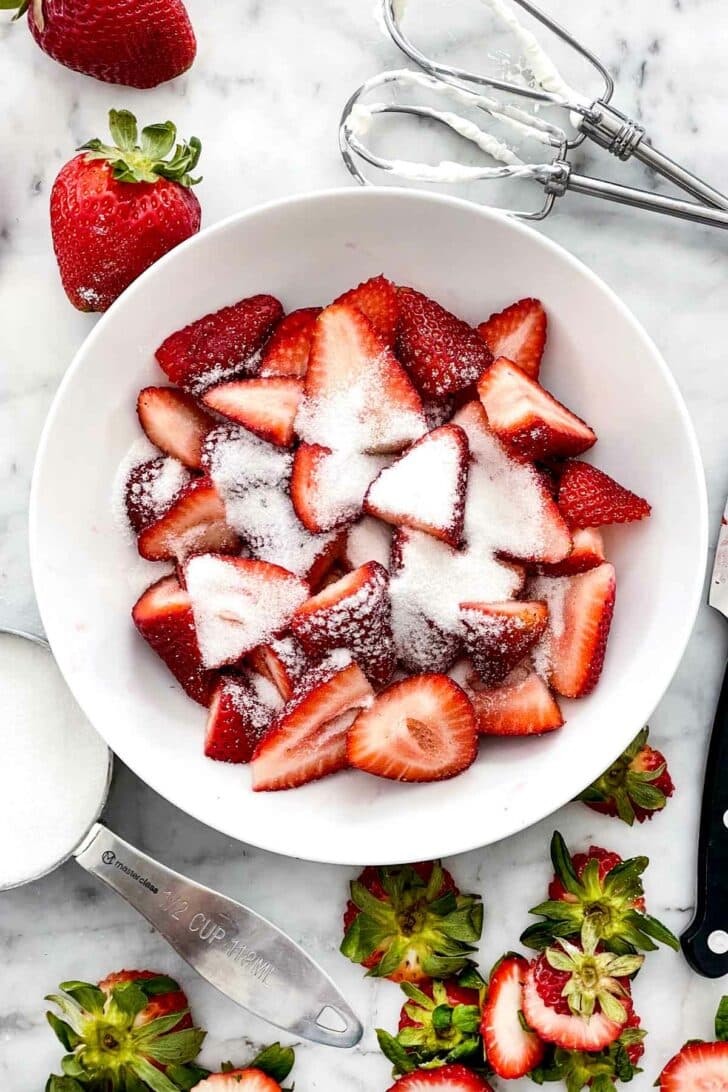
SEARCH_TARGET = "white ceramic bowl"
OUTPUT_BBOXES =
[30,188,707,866]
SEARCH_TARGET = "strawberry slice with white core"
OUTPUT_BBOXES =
[344,515,393,571]
[396,286,493,398]
[252,654,374,790]
[190,1070,281,1090]
[333,274,399,346]
[460,600,548,686]
[364,424,469,547]
[387,1063,494,1091]
[469,668,564,736]
[137,386,217,469]
[482,955,546,1078]
[137,477,239,562]
[348,674,478,782]
[204,674,282,763]
[477,297,547,379]
[185,555,309,669]
[521,963,624,1051]
[202,377,303,448]
[299,302,426,455]
[291,443,388,534]
[659,1042,728,1091]
[132,574,215,705]
[292,561,396,686]
[259,306,321,377]
[540,527,605,577]
[477,358,596,461]
[123,455,190,535]
[532,563,616,698]
[247,635,311,701]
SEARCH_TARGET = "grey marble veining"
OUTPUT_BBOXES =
[3,0,728,1088]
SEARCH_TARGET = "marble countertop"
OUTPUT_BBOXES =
[3,0,728,1088]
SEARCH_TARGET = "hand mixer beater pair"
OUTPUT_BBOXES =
[340,0,728,229]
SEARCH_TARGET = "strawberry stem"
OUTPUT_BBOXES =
[79,109,202,188]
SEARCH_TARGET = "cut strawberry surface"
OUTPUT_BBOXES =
[185,555,308,669]
[469,668,563,737]
[459,600,548,686]
[137,476,239,563]
[659,1042,728,1091]
[204,674,281,763]
[341,860,482,982]
[202,377,303,447]
[578,726,675,824]
[530,1019,646,1091]
[477,358,596,461]
[539,526,605,577]
[348,674,478,782]
[124,455,190,535]
[290,443,385,533]
[137,386,217,469]
[482,954,545,1078]
[259,306,321,377]
[396,286,492,397]
[364,424,469,547]
[387,1065,494,1091]
[190,1071,281,1090]
[155,294,283,394]
[247,635,311,701]
[251,655,374,790]
[477,297,546,379]
[292,561,396,686]
[558,461,651,528]
[334,273,399,346]
[522,958,629,1052]
[132,574,216,705]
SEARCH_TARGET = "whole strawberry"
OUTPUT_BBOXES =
[8,0,195,88]
[51,109,202,312]
[577,727,675,824]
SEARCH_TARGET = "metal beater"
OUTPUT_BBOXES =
[340,0,728,228]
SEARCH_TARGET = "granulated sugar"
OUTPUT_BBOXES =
[202,425,293,492]
[365,427,464,530]
[311,448,391,530]
[0,634,109,889]
[345,517,393,570]
[529,574,570,678]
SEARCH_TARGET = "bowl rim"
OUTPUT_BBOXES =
[29,186,709,863]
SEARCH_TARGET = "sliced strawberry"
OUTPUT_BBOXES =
[124,455,190,535]
[539,527,605,577]
[558,461,651,528]
[422,395,456,430]
[482,955,545,1078]
[259,306,321,377]
[291,443,337,533]
[469,668,564,737]
[155,294,283,394]
[477,358,596,461]
[521,962,624,1052]
[660,1042,728,1091]
[204,674,279,763]
[459,600,548,686]
[132,574,216,705]
[291,443,385,533]
[251,655,374,790]
[534,563,616,698]
[348,674,477,782]
[301,302,425,454]
[396,286,492,397]
[202,377,303,448]
[190,1071,281,1090]
[364,424,469,547]
[334,274,399,346]
[184,555,309,669]
[291,561,396,687]
[477,298,546,379]
[137,476,239,562]
[305,532,346,590]
[136,386,217,469]
[247,636,311,701]
[387,1065,494,1091]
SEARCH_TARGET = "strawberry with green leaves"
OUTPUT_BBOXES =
[521,832,678,955]
[341,861,483,982]
[657,996,728,1090]
[529,1020,646,1091]
[577,727,674,825]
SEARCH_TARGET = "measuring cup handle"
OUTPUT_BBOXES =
[74,822,362,1047]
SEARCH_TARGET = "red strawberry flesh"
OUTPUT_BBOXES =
[137,386,216,469]
[132,573,215,705]
[477,297,546,379]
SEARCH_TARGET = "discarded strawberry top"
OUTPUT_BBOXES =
[118,274,651,792]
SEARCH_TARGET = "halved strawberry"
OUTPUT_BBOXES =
[469,668,563,737]
[247,636,311,701]
[132,574,216,705]
[155,294,283,394]
[477,298,546,379]
[137,477,239,562]
[348,674,478,782]
[334,274,399,346]
[204,674,279,763]
[558,462,651,528]
[185,555,309,669]
[190,1071,281,1090]
[259,306,321,377]
[136,386,217,469]
[477,358,596,461]
[364,424,469,547]
[202,377,303,447]
[521,958,627,1052]
[539,527,605,577]
[396,286,492,397]
[459,600,548,686]
[482,954,545,1079]
[534,563,616,698]
[251,655,374,790]
[292,561,396,686]
[124,456,190,534]
[659,1042,728,1091]
[387,1066,494,1091]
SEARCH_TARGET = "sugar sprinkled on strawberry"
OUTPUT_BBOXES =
[204,674,282,763]
[468,666,564,737]
[124,455,190,535]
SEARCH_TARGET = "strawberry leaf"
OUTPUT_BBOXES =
[249,1043,296,1083]
[46,1012,81,1051]
[716,996,728,1042]
[80,110,202,188]
[143,1028,207,1065]
[58,980,106,1015]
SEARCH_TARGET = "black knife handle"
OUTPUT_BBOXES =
[682,657,728,977]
